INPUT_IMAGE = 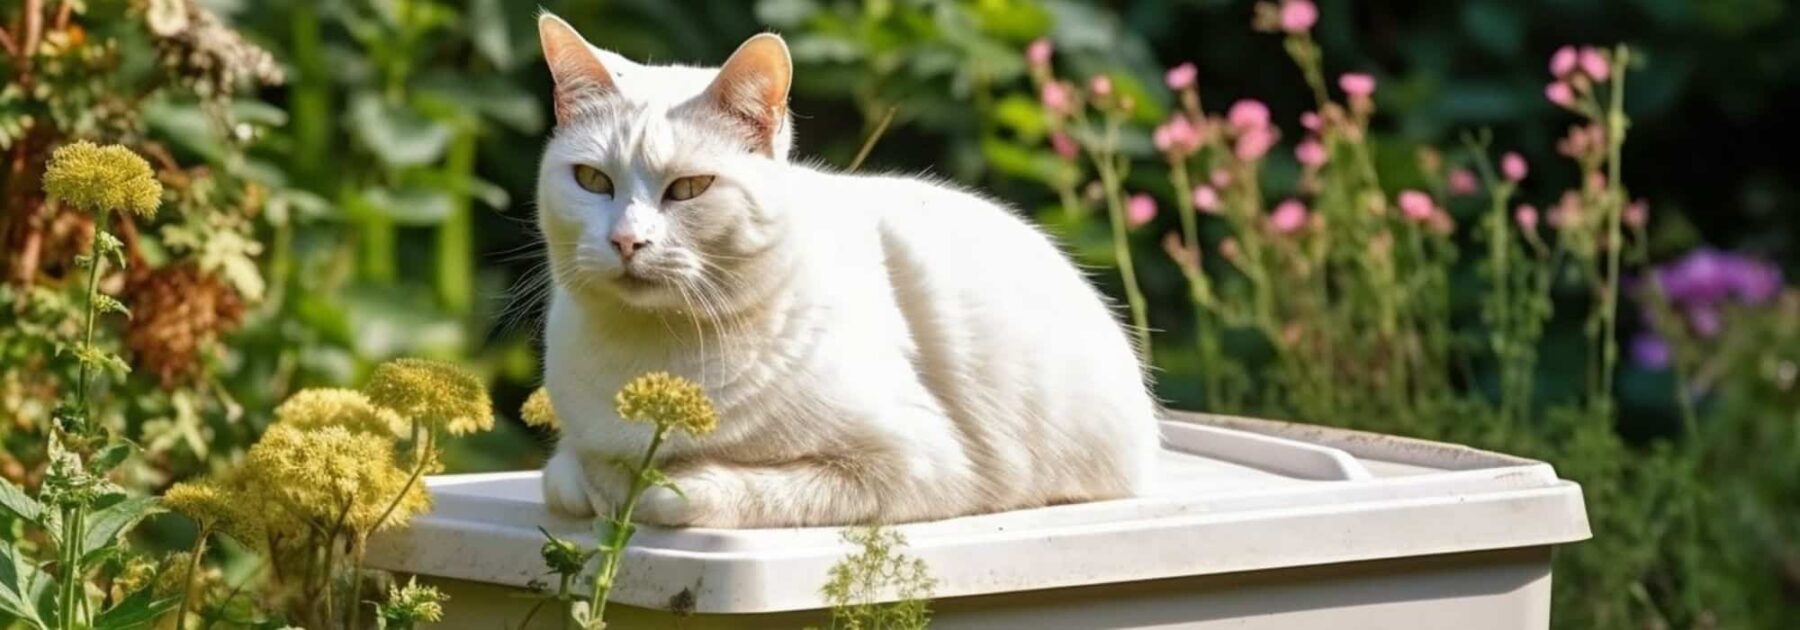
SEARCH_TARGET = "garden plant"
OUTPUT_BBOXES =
[2,0,1797,628]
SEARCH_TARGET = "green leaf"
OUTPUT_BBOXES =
[93,295,131,319]
[469,0,516,70]
[92,586,178,630]
[0,477,44,524]
[87,443,134,476]
[414,73,543,134]
[0,540,49,629]
[643,469,687,501]
[358,186,455,226]
[81,497,163,565]
[350,95,453,167]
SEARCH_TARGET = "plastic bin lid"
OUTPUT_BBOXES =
[366,413,1591,614]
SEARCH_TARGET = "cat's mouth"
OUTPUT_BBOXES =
[612,268,664,290]
[612,260,696,294]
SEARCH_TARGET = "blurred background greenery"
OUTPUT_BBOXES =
[2,0,1797,627]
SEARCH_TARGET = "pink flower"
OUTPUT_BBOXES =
[1501,152,1528,182]
[1210,168,1232,188]
[1127,194,1158,228]
[1153,116,1202,157]
[1549,192,1582,229]
[1579,47,1610,81]
[1300,111,1323,131]
[1339,73,1376,98]
[1550,46,1578,77]
[1448,168,1479,195]
[1398,190,1435,221]
[1234,125,1278,161]
[1192,185,1221,213]
[1545,81,1576,108]
[1427,211,1455,235]
[1295,138,1327,167]
[1220,237,1241,261]
[1027,38,1053,67]
[1269,199,1309,234]
[1050,131,1078,161]
[1280,0,1318,33]
[1165,62,1197,90]
[1624,199,1648,228]
[1040,82,1073,114]
[1088,75,1113,99]
[1515,204,1539,232]
[1227,99,1270,131]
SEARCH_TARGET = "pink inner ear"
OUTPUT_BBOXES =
[704,36,791,155]
[539,16,615,125]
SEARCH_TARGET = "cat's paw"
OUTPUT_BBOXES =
[542,450,605,518]
[635,466,737,527]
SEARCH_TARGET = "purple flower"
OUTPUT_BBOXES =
[1653,248,1784,309]
[1630,334,1671,369]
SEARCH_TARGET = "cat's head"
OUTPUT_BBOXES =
[535,14,793,313]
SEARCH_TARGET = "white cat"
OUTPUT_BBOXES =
[533,14,1160,528]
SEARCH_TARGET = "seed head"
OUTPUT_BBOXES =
[615,372,718,437]
[364,358,494,435]
[42,141,162,217]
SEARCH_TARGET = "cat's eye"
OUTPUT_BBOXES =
[573,165,613,196]
[664,175,715,202]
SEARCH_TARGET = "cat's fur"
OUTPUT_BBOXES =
[534,14,1160,528]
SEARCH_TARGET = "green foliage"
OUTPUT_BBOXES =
[819,527,935,630]
[2,1,1794,628]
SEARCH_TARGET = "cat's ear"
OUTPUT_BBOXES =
[538,13,615,125]
[702,34,792,156]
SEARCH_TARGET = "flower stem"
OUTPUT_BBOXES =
[370,423,433,535]
[586,426,669,627]
[176,528,211,630]
[57,505,84,630]
[74,212,110,421]
[1595,46,1631,411]
[1168,159,1222,405]
[1090,120,1151,360]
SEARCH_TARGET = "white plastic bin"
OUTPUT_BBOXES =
[367,413,1591,629]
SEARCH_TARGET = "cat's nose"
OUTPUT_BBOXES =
[611,232,651,260]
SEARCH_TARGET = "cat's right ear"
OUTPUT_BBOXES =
[538,14,615,125]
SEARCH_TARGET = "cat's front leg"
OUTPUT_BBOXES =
[541,447,630,518]
[634,456,904,528]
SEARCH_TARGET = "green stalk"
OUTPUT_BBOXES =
[288,1,330,190]
[58,507,83,630]
[436,128,478,314]
[175,528,211,630]
[57,210,113,630]
[1595,46,1631,409]
[587,426,669,627]
[73,213,110,410]
[1168,159,1221,405]
[359,204,398,284]
[1088,118,1151,361]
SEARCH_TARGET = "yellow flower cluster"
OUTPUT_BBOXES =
[41,141,162,217]
[163,357,498,564]
[245,424,429,534]
[365,358,494,435]
[275,388,406,437]
[615,372,717,437]
[521,387,560,430]
[163,475,266,544]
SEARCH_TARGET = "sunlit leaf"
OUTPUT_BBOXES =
[350,95,453,167]
[81,497,163,565]
[0,540,49,629]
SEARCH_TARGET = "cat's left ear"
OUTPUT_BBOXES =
[702,34,792,157]
[539,13,616,126]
